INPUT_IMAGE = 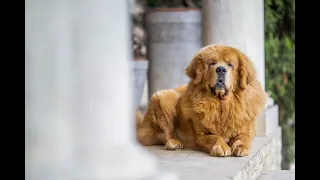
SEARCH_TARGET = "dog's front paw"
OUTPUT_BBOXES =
[164,139,183,150]
[230,140,249,157]
[210,142,231,157]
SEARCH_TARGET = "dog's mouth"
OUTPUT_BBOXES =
[209,83,229,99]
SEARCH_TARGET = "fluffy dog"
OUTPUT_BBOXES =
[137,44,266,157]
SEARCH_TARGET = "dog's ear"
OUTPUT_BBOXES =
[237,50,256,89]
[185,55,205,85]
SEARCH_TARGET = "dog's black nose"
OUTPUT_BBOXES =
[216,66,227,74]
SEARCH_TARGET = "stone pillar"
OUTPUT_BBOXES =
[202,0,279,136]
[202,0,265,88]
[25,0,177,179]
[146,9,202,99]
[25,0,76,179]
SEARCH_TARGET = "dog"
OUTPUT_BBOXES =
[136,44,267,157]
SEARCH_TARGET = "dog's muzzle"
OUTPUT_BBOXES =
[210,82,227,94]
[210,66,228,96]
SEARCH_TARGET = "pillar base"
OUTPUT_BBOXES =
[256,96,279,136]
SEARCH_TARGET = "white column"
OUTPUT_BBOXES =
[202,0,279,136]
[25,0,177,179]
[202,0,265,89]
[25,0,76,179]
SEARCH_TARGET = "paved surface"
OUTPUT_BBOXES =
[257,170,295,180]
[146,135,274,180]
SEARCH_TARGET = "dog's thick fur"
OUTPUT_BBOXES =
[136,44,266,157]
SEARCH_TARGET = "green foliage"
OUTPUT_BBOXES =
[264,0,295,169]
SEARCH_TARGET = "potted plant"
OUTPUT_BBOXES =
[145,0,202,99]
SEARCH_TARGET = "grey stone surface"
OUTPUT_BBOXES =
[146,10,202,99]
[146,127,282,180]
[256,104,280,136]
[147,23,201,43]
[233,128,282,180]
[265,105,280,135]
[146,10,201,23]
[257,170,295,180]
[133,60,149,109]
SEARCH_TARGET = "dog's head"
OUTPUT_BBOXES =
[185,44,256,99]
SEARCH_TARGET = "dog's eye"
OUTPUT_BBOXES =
[228,63,233,68]
[210,62,216,66]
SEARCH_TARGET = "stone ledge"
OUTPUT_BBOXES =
[146,127,282,180]
[257,170,295,180]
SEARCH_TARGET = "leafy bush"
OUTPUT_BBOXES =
[265,0,295,169]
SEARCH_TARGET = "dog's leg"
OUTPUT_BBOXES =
[229,133,251,157]
[193,122,231,157]
[196,134,231,157]
[137,127,162,146]
[137,91,183,149]
[136,109,162,146]
[150,91,183,150]
[160,118,183,150]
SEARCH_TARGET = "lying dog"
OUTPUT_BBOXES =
[136,44,266,157]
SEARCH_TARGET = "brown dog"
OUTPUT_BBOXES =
[136,44,266,157]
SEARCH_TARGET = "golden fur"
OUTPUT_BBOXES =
[136,44,267,157]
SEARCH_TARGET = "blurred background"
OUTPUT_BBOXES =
[131,0,295,170]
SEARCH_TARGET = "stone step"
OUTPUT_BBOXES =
[257,170,295,180]
[146,127,282,180]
